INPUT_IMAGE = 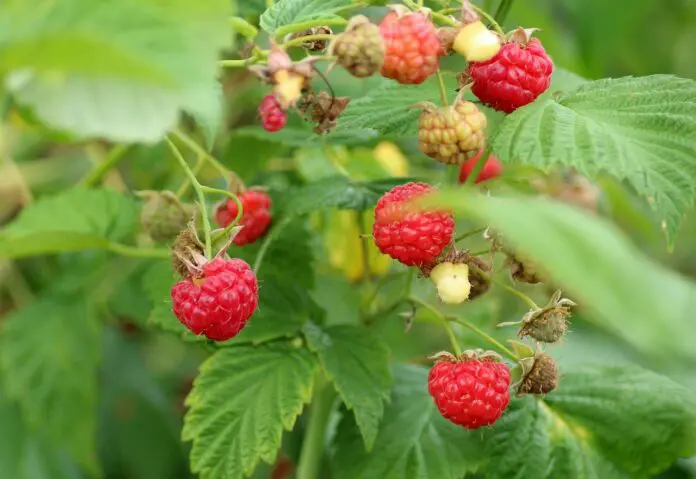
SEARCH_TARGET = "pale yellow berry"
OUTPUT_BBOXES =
[452,21,501,62]
[430,262,472,304]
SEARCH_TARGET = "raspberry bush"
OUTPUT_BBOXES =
[1,0,696,478]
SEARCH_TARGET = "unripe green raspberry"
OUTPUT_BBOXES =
[418,100,487,165]
[329,15,385,78]
[138,191,193,243]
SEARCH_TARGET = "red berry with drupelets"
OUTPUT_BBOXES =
[467,31,553,113]
[458,151,504,184]
[428,352,511,429]
[171,258,259,341]
[372,182,454,266]
[379,10,442,85]
[259,94,287,132]
[215,190,272,246]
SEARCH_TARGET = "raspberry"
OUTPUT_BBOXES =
[379,11,442,84]
[215,190,272,246]
[329,15,384,78]
[517,353,559,396]
[428,353,511,429]
[467,35,553,113]
[418,100,487,165]
[458,151,503,184]
[171,258,259,341]
[137,190,193,243]
[373,182,454,266]
[430,262,471,304]
[259,95,287,132]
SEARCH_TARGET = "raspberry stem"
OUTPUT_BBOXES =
[435,70,450,107]
[467,3,505,36]
[219,56,261,68]
[200,186,245,243]
[78,144,131,187]
[455,226,487,242]
[410,296,462,355]
[296,378,337,479]
[452,318,519,361]
[491,277,540,309]
[283,33,334,49]
[171,129,229,178]
[462,147,491,187]
[494,0,515,25]
[106,242,171,259]
[165,137,213,257]
[274,18,348,40]
[175,154,205,198]
[358,211,372,284]
[253,216,292,273]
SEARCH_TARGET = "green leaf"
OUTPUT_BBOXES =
[182,342,318,479]
[0,188,138,259]
[333,365,484,479]
[0,387,83,479]
[491,75,696,243]
[285,175,415,215]
[304,323,392,450]
[336,76,459,138]
[0,0,231,142]
[485,365,696,478]
[434,191,696,363]
[0,297,101,474]
[260,0,351,35]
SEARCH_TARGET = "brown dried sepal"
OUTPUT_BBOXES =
[517,353,559,396]
[437,26,460,55]
[519,290,574,343]
[297,91,351,134]
[429,349,502,363]
[507,27,541,47]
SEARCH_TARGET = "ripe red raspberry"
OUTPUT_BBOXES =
[458,151,503,184]
[372,182,454,266]
[259,95,287,132]
[428,354,510,429]
[379,11,442,85]
[215,190,272,246]
[467,37,553,113]
[171,258,258,341]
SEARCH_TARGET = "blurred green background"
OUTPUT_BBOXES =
[1,0,695,478]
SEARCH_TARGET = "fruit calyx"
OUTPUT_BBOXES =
[249,43,320,108]
[430,348,503,363]
[516,352,559,396]
[171,217,243,279]
[518,290,575,343]
[506,27,541,47]
[297,91,351,134]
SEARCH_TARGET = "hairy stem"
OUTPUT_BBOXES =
[455,226,487,242]
[200,186,244,243]
[79,144,130,187]
[436,70,450,107]
[275,18,348,39]
[452,318,519,361]
[410,296,462,355]
[253,216,291,273]
[283,33,334,49]
[296,380,336,479]
[176,154,206,197]
[171,129,228,177]
[462,147,491,187]
[491,277,539,309]
[494,0,515,25]
[165,137,213,257]
[106,243,171,259]
[468,3,505,36]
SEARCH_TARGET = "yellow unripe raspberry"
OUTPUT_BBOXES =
[452,21,501,62]
[430,262,472,304]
